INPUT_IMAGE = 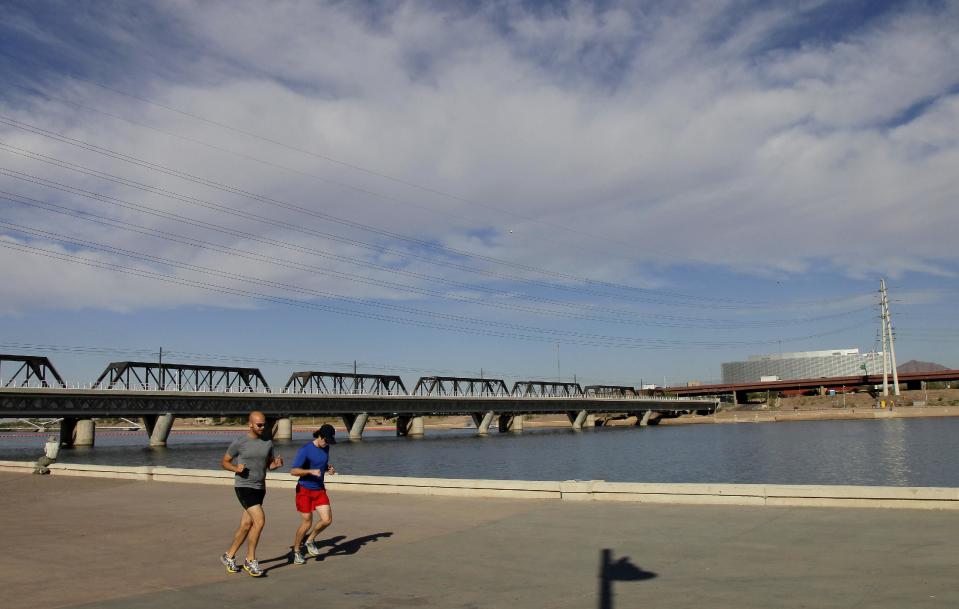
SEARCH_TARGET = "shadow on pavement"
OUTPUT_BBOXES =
[315,531,394,561]
[599,548,656,609]
[261,535,346,573]
[260,532,394,573]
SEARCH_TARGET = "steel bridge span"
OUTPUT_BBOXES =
[0,356,718,447]
[0,387,718,447]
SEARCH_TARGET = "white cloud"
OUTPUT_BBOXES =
[1,0,957,316]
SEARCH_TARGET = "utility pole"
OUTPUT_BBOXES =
[158,346,164,391]
[880,279,900,396]
[880,282,889,397]
[556,343,561,382]
[885,281,900,396]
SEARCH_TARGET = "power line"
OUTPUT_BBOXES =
[0,234,874,349]
[5,82,530,241]
[5,63,689,263]
[0,341,629,385]
[0,186,875,329]
[0,115,869,309]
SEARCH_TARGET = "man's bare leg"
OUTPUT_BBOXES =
[294,511,313,551]
[227,508,253,558]
[306,505,333,543]
[244,504,266,561]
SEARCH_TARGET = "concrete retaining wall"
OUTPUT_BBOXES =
[2,460,957,509]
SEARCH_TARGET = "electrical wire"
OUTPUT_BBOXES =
[0,115,872,309]
[0,234,874,349]
[0,341,629,385]
[1,142,768,310]
[4,65,691,263]
[0,186,875,329]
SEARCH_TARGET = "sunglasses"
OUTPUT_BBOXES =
[252,422,266,428]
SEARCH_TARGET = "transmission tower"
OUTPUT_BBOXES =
[879,279,900,396]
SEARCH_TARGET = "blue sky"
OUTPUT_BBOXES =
[0,0,957,388]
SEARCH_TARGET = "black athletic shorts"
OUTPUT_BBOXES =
[235,487,266,509]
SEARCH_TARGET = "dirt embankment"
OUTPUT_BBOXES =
[167,389,959,431]
[661,388,959,426]
[7,391,954,434]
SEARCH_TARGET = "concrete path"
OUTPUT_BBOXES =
[2,472,957,609]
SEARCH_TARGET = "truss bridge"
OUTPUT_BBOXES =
[0,355,719,448]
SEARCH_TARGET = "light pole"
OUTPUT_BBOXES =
[556,343,561,382]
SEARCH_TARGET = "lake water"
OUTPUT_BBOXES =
[2,417,958,487]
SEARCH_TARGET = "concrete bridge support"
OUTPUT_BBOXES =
[144,414,175,447]
[472,411,495,435]
[567,410,588,431]
[273,417,293,442]
[585,414,597,428]
[396,415,425,437]
[497,414,524,433]
[637,411,664,426]
[59,418,75,447]
[343,413,369,440]
[60,417,95,447]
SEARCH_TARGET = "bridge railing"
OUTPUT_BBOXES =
[413,376,511,397]
[92,361,270,392]
[283,372,408,395]
[583,385,640,398]
[511,381,584,397]
[1,355,66,388]
[0,382,278,393]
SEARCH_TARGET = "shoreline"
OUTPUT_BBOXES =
[2,461,958,509]
[5,473,959,609]
[3,389,956,434]
[3,404,959,435]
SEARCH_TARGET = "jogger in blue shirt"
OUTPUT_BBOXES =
[289,424,337,564]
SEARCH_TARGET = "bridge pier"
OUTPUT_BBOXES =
[472,411,495,435]
[396,415,424,437]
[143,414,175,447]
[273,417,293,442]
[60,417,95,447]
[343,413,369,440]
[567,410,588,431]
[637,411,664,426]
[497,414,524,433]
[585,414,597,428]
[59,418,76,447]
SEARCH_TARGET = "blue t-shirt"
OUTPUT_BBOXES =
[291,441,330,490]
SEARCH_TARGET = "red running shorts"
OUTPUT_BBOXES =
[295,484,330,513]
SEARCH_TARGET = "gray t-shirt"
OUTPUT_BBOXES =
[226,435,275,489]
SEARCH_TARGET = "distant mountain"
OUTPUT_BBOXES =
[897,360,948,373]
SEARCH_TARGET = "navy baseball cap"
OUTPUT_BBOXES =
[313,424,337,444]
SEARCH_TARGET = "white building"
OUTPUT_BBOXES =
[721,348,888,384]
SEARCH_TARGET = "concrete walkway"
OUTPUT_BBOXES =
[2,472,957,609]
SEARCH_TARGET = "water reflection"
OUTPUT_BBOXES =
[2,418,959,487]
[877,419,910,486]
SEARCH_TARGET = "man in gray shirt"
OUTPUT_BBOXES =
[220,410,283,577]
